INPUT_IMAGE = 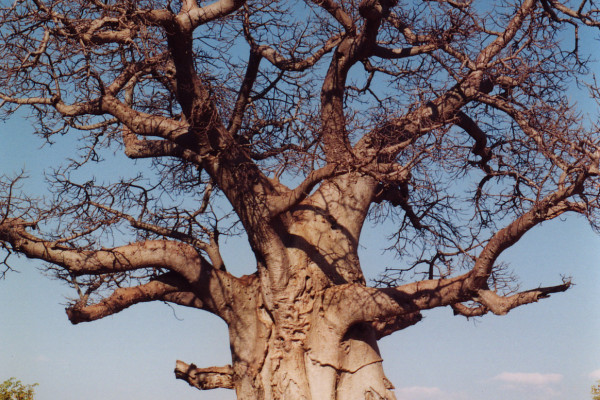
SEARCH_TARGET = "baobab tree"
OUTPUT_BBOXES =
[1,0,599,399]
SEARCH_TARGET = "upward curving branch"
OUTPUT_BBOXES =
[318,168,591,334]
[66,272,206,324]
[357,70,494,159]
[0,218,240,322]
[0,219,200,279]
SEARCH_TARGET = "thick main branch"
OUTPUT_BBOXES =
[66,272,206,324]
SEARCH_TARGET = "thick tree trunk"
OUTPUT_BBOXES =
[201,174,396,399]
[224,281,397,400]
[234,331,396,400]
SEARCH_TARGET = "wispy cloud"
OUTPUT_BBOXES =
[491,372,564,399]
[493,372,563,386]
[589,369,600,380]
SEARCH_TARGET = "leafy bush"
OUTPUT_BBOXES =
[592,381,600,400]
[0,378,37,400]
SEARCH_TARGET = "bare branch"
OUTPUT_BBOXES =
[0,218,205,283]
[122,127,205,165]
[66,272,205,324]
[102,96,190,142]
[309,0,355,32]
[455,111,492,170]
[228,50,262,135]
[451,303,487,318]
[174,361,234,390]
[359,70,494,157]
[247,30,344,72]
[267,164,337,217]
[474,280,572,316]
[372,43,439,59]
[476,0,537,67]
[320,275,470,333]
[542,0,600,27]
[371,312,423,339]
[87,201,217,257]
[176,0,246,29]
[469,184,588,288]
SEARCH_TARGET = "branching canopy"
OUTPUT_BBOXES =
[1,0,599,394]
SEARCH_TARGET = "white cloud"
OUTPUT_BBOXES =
[493,372,563,386]
[589,369,600,380]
